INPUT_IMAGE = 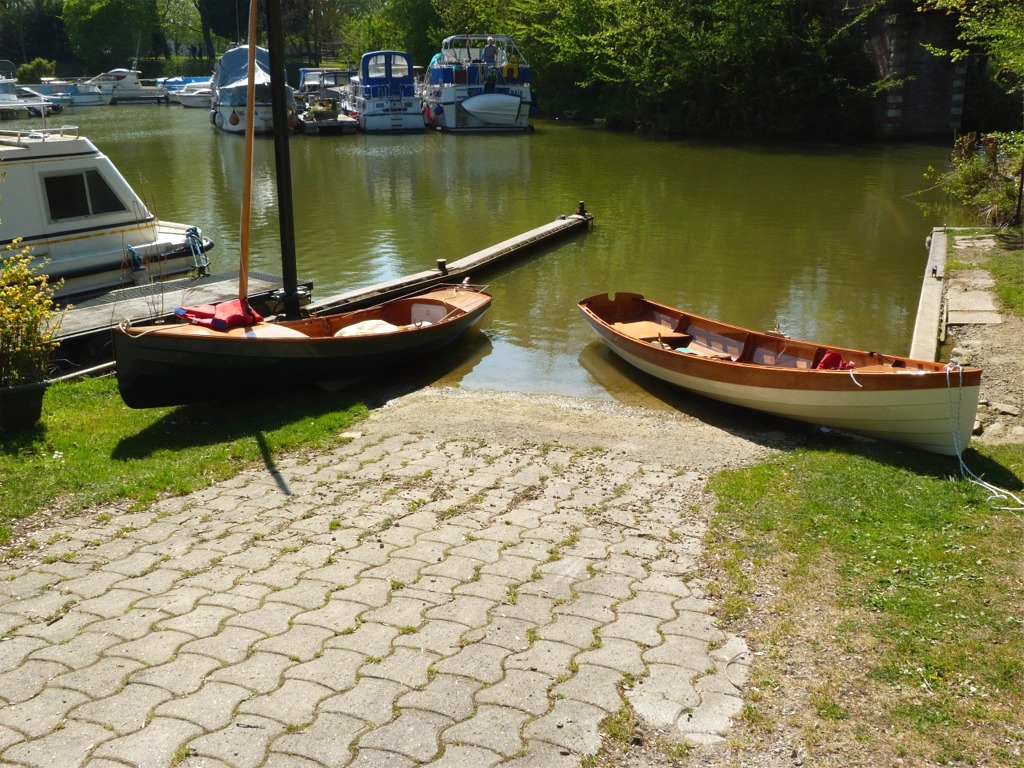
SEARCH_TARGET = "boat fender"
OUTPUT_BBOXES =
[502,63,519,79]
[433,105,444,116]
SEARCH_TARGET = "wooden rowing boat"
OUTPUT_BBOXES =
[578,292,981,455]
[114,284,491,408]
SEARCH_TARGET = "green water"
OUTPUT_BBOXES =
[8,106,969,404]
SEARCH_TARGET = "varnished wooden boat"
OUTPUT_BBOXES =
[114,285,491,408]
[579,292,981,455]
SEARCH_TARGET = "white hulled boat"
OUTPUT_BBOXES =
[342,51,424,132]
[0,126,214,301]
[421,34,534,132]
[86,68,168,103]
[210,45,294,134]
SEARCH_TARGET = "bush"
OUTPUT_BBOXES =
[932,131,1024,227]
[0,242,64,387]
[16,58,56,82]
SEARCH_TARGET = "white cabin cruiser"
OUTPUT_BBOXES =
[0,126,214,301]
[342,51,424,132]
[421,34,534,132]
[86,69,168,103]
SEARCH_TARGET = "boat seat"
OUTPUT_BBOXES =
[614,320,678,339]
[684,328,746,360]
[744,341,821,368]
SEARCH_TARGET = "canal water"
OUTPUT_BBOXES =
[10,106,970,407]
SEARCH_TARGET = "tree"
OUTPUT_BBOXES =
[918,0,1024,224]
[63,0,162,70]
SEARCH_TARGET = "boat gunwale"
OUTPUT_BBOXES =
[578,292,982,392]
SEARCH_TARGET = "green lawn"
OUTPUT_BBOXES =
[0,375,367,547]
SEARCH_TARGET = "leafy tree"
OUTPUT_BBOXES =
[917,0,1024,225]
[63,0,162,70]
[0,0,74,67]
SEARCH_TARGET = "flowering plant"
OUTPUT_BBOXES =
[0,241,64,387]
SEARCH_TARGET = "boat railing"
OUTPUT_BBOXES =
[0,125,79,144]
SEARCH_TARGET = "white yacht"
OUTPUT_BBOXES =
[0,126,214,301]
[86,68,169,103]
[421,34,534,132]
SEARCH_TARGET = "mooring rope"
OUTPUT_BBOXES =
[946,362,1024,512]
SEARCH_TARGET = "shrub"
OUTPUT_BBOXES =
[16,58,57,83]
[0,242,64,387]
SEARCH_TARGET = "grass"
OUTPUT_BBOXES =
[986,243,1024,316]
[0,375,367,546]
[705,438,1024,765]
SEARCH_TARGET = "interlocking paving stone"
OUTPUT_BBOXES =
[424,743,501,768]
[0,391,761,766]
[69,681,173,734]
[357,709,451,762]
[271,711,363,766]
[189,714,285,767]
[155,680,252,729]
[442,704,529,756]
[0,687,89,737]
[397,673,482,721]
[131,651,224,695]
[0,718,111,767]
[90,715,203,765]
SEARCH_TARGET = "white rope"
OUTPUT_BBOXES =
[946,362,1024,512]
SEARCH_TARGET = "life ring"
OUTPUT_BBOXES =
[502,63,519,80]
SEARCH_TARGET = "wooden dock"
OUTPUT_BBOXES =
[53,207,594,369]
[306,209,594,314]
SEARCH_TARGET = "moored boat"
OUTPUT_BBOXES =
[28,81,114,107]
[0,126,214,301]
[210,44,294,134]
[421,34,534,132]
[578,292,982,455]
[342,50,424,133]
[0,77,30,119]
[86,68,169,103]
[114,1,490,409]
[172,80,213,108]
[114,284,492,408]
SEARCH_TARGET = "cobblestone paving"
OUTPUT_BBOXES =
[0,393,758,768]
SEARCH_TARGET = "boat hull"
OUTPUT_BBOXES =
[114,286,492,408]
[461,93,523,124]
[579,292,981,455]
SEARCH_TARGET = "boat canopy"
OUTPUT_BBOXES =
[353,51,416,99]
[436,34,528,67]
[213,45,293,106]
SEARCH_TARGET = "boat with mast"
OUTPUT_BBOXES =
[113,0,491,408]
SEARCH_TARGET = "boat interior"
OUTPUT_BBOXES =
[138,289,489,340]
[589,295,936,373]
